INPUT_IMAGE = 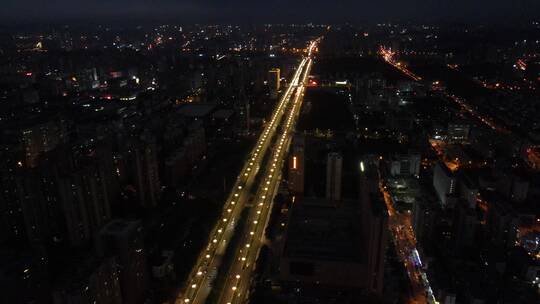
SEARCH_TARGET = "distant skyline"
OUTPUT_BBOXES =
[2,0,540,24]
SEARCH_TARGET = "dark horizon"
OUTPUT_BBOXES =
[2,0,540,25]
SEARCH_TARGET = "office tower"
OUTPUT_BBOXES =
[268,68,281,99]
[326,152,343,201]
[288,135,305,194]
[99,219,148,304]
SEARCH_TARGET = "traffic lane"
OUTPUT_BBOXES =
[219,88,304,304]
[218,95,303,303]
[178,64,307,303]
[218,102,297,303]
[219,168,283,304]
[215,56,312,304]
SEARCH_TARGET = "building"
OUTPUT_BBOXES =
[99,219,148,304]
[0,141,117,248]
[277,157,388,295]
[447,122,470,143]
[278,200,366,289]
[0,249,50,304]
[163,121,207,188]
[433,162,457,208]
[412,198,440,246]
[118,132,161,208]
[268,68,281,99]
[0,143,27,243]
[359,159,388,294]
[390,153,421,177]
[459,173,479,209]
[453,200,479,255]
[135,134,160,208]
[326,152,343,201]
[510,175,529,202]
[288,134,305,194]
[486,200,519,247]
[19,118,67,168]
[163,149,189,188]
[18,169,55,246]
[53,256,122,304]
[183,121,207,166]
[56,164,112,247]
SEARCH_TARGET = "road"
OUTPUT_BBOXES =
[379,45,509,134]
[380,180,438,304]
[216,53,313,304]
[443,92,509,134]
[175,41,316,304]
[379,46,422,82]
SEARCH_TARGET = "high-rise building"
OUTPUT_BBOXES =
[52,256,122,304]
[433,162,457,208]
[19,169,52,246]
[135,135,160,208]
[412,198,438,246]
[359,159,388,294]
[486,200,519,247]
[1,141,114,248]
[0,155,29,243]
[453,200,479,254]
[326,152,343,201]
[20,118,67,168]
[118,132,161,209]
[163,121,207,188]
[57,166,112,247]
[268,68,280,99]
[288,135,305,194]
[459,174,479,209]
[0,249,50,304]
[99,219,148,304]
[164,149,189,188]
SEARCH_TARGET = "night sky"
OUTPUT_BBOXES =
[2,0,539,23]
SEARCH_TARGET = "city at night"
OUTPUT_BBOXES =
[1,1,540,304]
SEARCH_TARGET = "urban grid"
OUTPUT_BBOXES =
[1,1,540,304]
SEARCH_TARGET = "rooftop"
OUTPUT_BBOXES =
[177,103,216,118]
[283,199,364,263]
